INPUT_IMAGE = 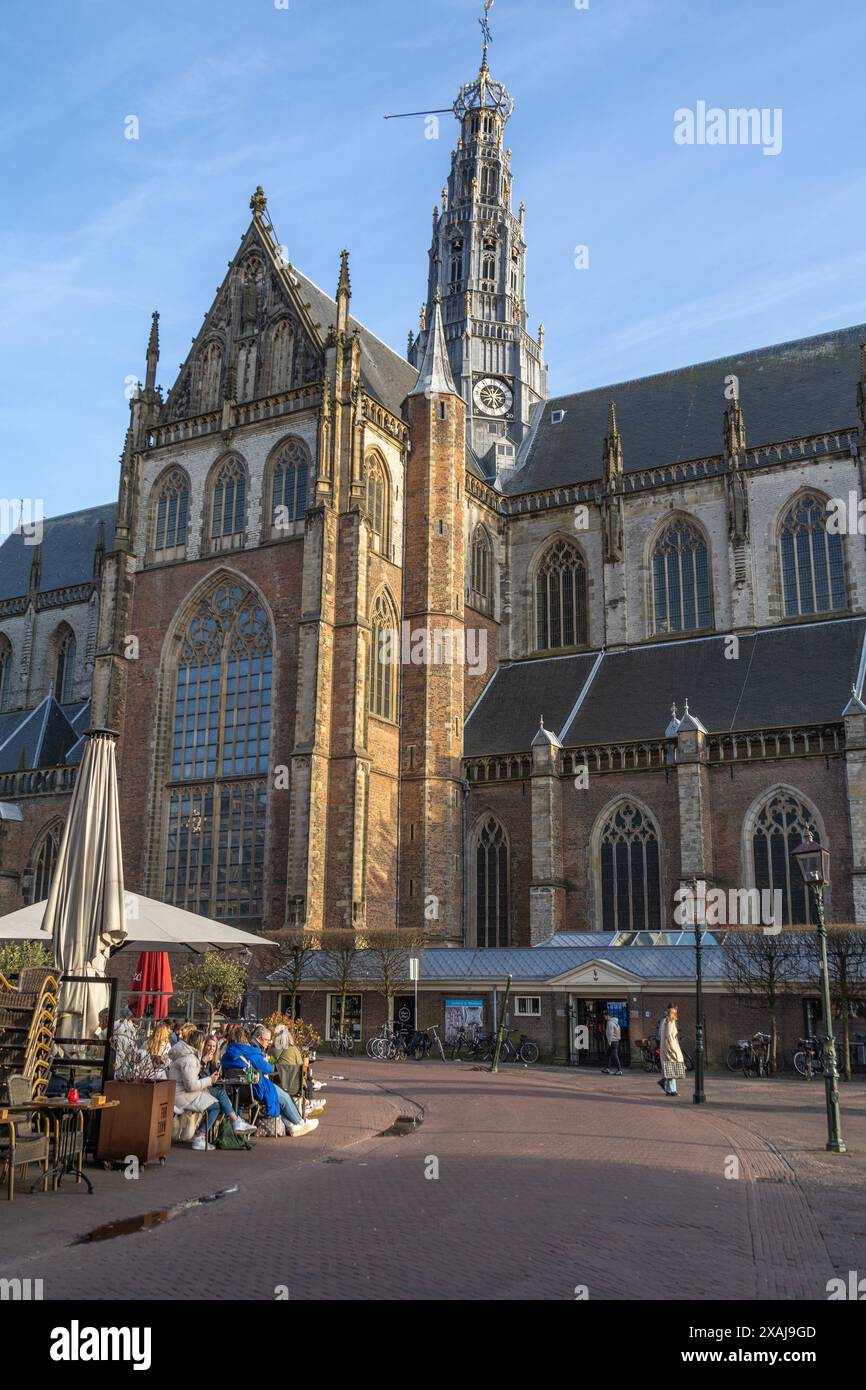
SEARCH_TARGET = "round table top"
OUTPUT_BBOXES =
[0,1097,120,1115]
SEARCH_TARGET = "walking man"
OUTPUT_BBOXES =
[601,1010,623,1075]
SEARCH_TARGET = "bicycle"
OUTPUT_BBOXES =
[496,1029,540,1064]
[451,1023,485,1060]
[333,1030,354,1057]
[727,1031,772,1078]
[793,1036,825,1078]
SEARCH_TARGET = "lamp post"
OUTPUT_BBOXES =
[790,834,846,1154]
[691,878,706,1105]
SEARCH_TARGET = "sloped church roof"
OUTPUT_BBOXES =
[507,323,865,493]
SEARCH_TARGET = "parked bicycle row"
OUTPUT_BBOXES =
[333,1020,539,1064]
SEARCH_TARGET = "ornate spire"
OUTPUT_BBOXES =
[28,540,41,595]
[145,310,159,393]
[409,292,458,398]
[335,249,351,335]
[603,401,623,481]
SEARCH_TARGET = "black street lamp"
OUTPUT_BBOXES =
[691,878,706,1105]
[790,833,846,1154]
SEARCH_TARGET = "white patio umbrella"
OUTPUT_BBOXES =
[40,729,127,1039]
[0,895,270,950]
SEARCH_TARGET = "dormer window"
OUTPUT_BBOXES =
[551,409,565,425]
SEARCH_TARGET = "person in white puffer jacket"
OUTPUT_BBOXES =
[167,1031,221,1150]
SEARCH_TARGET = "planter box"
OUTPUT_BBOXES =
[96,1080,176,1164]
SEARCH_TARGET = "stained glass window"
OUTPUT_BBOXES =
[752,792,818,925]
[600,803,662,933]
[209,457,246,548]
[475,817,509,947]
[779,494,845,617]
[152,468,189,556]
[164,582,272,919]
[535,539,587,650]
[271,439,308,531]
[652,518,712,634]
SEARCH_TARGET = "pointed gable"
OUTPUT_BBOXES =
[162,203,416,425]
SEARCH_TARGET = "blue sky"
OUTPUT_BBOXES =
[3,0,866,521]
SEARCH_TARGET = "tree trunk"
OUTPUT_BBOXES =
[841,990,852,1081]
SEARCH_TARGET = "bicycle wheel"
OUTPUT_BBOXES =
[682,1050,694,1073]
[369,1037,384,1059]
[726,1045,744,1072]
[451,1040,464,1061]
[793,1050,808,1077]
[519,1040,539,1064]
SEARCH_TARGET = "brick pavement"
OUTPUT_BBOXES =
[0,1061,863,1301]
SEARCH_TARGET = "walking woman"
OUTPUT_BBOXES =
[658,1004,685,1096]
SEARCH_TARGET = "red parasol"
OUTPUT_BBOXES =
[129,950,173,1018]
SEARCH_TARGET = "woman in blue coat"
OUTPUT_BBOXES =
[221,1024,318,1137]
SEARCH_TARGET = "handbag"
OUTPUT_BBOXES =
[215,1116,254,1150]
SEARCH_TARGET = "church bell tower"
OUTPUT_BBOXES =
[410,31,548,484]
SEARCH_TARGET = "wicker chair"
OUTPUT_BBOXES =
[0,1075,50,1200]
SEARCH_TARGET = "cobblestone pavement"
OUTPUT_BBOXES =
[1,1062,863,1301]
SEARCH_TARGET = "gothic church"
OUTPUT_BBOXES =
[3,45,866,953]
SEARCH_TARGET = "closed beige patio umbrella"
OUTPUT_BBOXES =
[41,729,127,1038]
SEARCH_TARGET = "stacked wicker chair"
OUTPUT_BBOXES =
[0,966,60,1103]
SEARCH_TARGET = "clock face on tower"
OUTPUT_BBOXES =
[472,376,513,417]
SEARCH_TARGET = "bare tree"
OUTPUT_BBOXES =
[800,925,866,1081]
[721,930,802,1069]
[259,927,319,1019]
[364,928,424,1027]
[319,928,360,1039]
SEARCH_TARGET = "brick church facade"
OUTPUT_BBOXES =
[3,46,866,962]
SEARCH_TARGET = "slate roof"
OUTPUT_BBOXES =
[465,618,866,754]
[290,267,418,418]
[271,943,729,985]
[0,503,115,601]
[465,652,599,756]
[0,696,87,773]
[507,323,865,494]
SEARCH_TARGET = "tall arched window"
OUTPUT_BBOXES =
[0,634,11,712]
[480,164,497,200]
[364,454,391,555]
[208,456,246,552]
[475,816,509,947]
[535,539,587,650]
[54,628,76,703]
[652,517,712,634]
[751,791,819,925]
[151,468,190,560]
[163,581,272,919]
[26,822,62,904]
[368,590,398,721]
[481,252,496,284]
[779,494,846,617]
[470,526,492,604]
[269,319,295,393]
[599,802,662,933]
[270,438,308,534]
[198,341,223,413]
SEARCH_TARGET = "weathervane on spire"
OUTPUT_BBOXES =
[479,0,494,62]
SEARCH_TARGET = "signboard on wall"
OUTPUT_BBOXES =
[444,998,485,1042]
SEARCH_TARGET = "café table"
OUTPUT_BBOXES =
[0,1096,119,1194]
